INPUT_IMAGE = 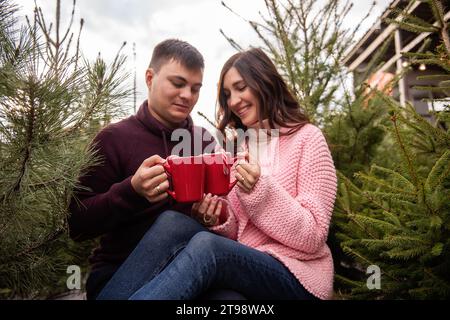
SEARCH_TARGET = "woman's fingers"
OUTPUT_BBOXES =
[235,170,252,191]
[190,194,223,226]
[214,200,222,219]
[206,195,219,215]
[236,180,251,193]
[197,193,212,214]
[236,161,260,181]
[204,196,221,225]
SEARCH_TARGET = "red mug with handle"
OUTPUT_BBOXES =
[163,155,205,202]
[203,152,238,196]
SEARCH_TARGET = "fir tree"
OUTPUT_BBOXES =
[333,0,450,299]
[0,0,131,298]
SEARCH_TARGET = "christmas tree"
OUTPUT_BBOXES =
[0,0,131,298]
[333,0,450,299]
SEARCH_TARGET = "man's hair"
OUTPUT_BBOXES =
[149,39,204,72]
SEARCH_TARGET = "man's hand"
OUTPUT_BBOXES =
[131,155,169,203]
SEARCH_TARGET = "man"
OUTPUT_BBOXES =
[68,39,228,300]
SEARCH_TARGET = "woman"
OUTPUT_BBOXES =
[128,48,337,300]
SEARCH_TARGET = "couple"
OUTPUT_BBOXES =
[69,39,337,300]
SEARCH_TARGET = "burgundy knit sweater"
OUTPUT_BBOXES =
[68,101,214,292]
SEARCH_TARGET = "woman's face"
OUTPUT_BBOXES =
[222,67,259,128]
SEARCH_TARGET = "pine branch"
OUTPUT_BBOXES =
[218,29,242,52]
[390,113,420,190]
[356,171,416,196]
[334,274,366,289]
[341,246,401,282]
[431,0,450,56]
[352,214,403,235]
[8,83,37,198]
[197,111,217,129]
[384,246,429,260]
[425,150,450,193]
[12,227,65,261]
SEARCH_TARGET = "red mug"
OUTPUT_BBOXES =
[203,152,238,196]
[163,155,205,202]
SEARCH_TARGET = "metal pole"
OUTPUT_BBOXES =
[133,42,137,114]
[395,29,407,107]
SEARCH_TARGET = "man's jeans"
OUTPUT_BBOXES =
[97,210,244,300]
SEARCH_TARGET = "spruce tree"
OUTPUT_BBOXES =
[0,0,131,298]
[333,0,450,299]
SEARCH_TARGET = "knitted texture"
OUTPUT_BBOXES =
[211,124,337,300]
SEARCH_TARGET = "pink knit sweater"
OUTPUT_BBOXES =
[211,124,337,300]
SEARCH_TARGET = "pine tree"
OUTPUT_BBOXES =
[0,0,131,298]
[333,0,450,299]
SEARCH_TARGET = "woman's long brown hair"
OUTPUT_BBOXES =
[216,48,309,138]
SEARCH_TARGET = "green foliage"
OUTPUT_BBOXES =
[323,93,391,180]
[333,111,450,298]
[332,14,450,296]
[0,0,131,298]
[221,0,375,124]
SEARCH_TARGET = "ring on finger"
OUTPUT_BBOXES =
[203,214,217,226]
[203,214,213,225]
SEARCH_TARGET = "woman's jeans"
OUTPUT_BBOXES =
[97,210,317,300]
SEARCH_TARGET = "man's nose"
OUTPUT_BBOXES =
[179,87,192,100]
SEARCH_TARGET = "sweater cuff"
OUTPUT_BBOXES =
[236,174,271,217]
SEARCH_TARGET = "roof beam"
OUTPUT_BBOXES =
[346,0,421,71]
[342,0,403,65]
[378,10,450,73]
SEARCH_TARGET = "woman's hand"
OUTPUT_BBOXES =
[234,152,261,193]
[191,193,222,227]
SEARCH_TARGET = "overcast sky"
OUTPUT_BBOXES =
[13,0,392,132]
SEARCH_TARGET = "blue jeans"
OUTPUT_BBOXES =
[97,210,244,300]
[128,231,317,300]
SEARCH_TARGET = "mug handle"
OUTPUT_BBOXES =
[163,161,177,200]
[229,178,238,191]
[221,154,238,175]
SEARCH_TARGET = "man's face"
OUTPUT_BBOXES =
[146,59,203,128]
